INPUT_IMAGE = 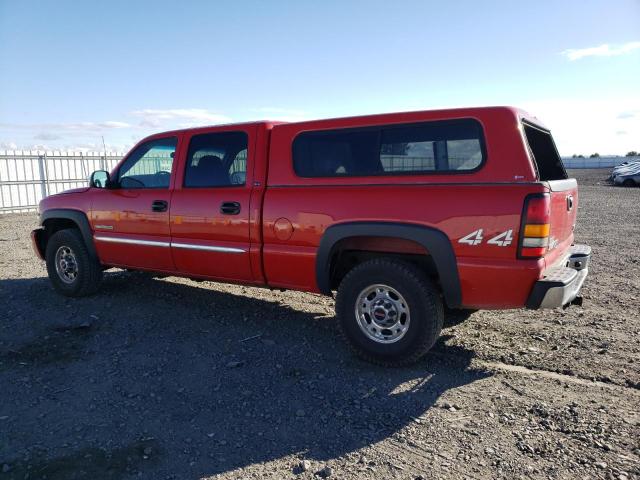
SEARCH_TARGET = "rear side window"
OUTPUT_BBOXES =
[293,119,485,177]
[523,122,567,181]
[184,131,248,187]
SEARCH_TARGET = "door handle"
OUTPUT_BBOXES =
[220,201,241,215]
[151,200,168,212]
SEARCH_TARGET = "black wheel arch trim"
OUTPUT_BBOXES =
[40,209,98,261]
[316,221,462,308]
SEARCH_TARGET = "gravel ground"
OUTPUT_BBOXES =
[0,169,638,480]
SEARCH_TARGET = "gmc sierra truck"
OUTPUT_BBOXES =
[32,107,591,366]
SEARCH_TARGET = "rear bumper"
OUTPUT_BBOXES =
[526,244,591,309]
[31,228,46,260]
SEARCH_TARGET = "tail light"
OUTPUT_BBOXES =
[518,193,550,258]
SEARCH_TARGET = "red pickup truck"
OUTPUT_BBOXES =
[32,107,591,366]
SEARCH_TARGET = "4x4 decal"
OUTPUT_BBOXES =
[459,229,514,247]
[458,229,484,246]
[487,229,514,247]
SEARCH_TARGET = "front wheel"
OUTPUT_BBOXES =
[336,259,443,367]
[45,229,103,297]
[622,179,636,187]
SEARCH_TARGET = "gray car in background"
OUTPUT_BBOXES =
[611,162,640,187]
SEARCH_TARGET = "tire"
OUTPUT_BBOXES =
[443,307,477,328]
[45,228,102,297]
[336,258,444,367]
[623,179,636,187]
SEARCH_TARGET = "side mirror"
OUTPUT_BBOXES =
[90,170,111,189]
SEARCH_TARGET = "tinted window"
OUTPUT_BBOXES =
[118,137,176,189]
[184,132,248,187]
[523,123,567,181]
[293,119,484,177]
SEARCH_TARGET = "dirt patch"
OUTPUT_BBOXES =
[1,325,94,370]
[1,438,160,480]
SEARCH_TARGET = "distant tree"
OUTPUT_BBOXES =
[572,154,578,158]
[578,154,585,158]
[626,151,638,157]
[589,153,600,158]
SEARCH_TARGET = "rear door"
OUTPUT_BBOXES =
[522,121,577,259]
[91,135,179,271]
[169,127,255,282]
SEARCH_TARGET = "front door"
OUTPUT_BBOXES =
[169,128,254,282]
[91,135,179,271]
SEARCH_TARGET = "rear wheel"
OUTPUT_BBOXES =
[45,229,102,297]
[336,258,443,367]
[623,179,636,187]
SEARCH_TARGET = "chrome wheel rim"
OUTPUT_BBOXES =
[355,284,410,344]
[55,245,78,284]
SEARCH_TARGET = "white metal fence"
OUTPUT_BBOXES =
[0,151,637,214]
[0,151,123,213]
[562,156,639,169]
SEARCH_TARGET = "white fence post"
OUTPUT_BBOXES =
[37,153,48,199]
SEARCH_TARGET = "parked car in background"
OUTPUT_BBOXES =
[612,161,639,175]
[609,161,640,186]
[31,107,591,366]
[612,163,640,187]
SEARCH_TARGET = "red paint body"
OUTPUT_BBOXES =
[38,107,579,309]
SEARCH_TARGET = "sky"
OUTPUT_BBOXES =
[0,0,639,156]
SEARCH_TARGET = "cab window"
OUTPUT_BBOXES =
[184,132,248,187]
[118,137,177,188]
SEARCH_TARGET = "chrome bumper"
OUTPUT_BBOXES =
[526,244,591,309]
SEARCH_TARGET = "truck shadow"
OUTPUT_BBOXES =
[0,273,491,479]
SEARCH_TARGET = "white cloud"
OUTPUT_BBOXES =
[0,141,18,150]
[561,41,640,61]
[100,121,130,129]
[130,108,231,128]
[33,132,61,141]
[0,109,232,151]
[249,107,310,122]
[0,121,131,132]
[62,121,131,130]
[252,107,305,114]
[0,121,132,153]
[617,110,638,120]
[60,141,130,153]
[30,143,51,151]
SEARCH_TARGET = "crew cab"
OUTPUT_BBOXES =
[32,107,591,366]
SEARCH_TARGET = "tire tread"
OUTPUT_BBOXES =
[45,228,102,297]
[335,258,443,367]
